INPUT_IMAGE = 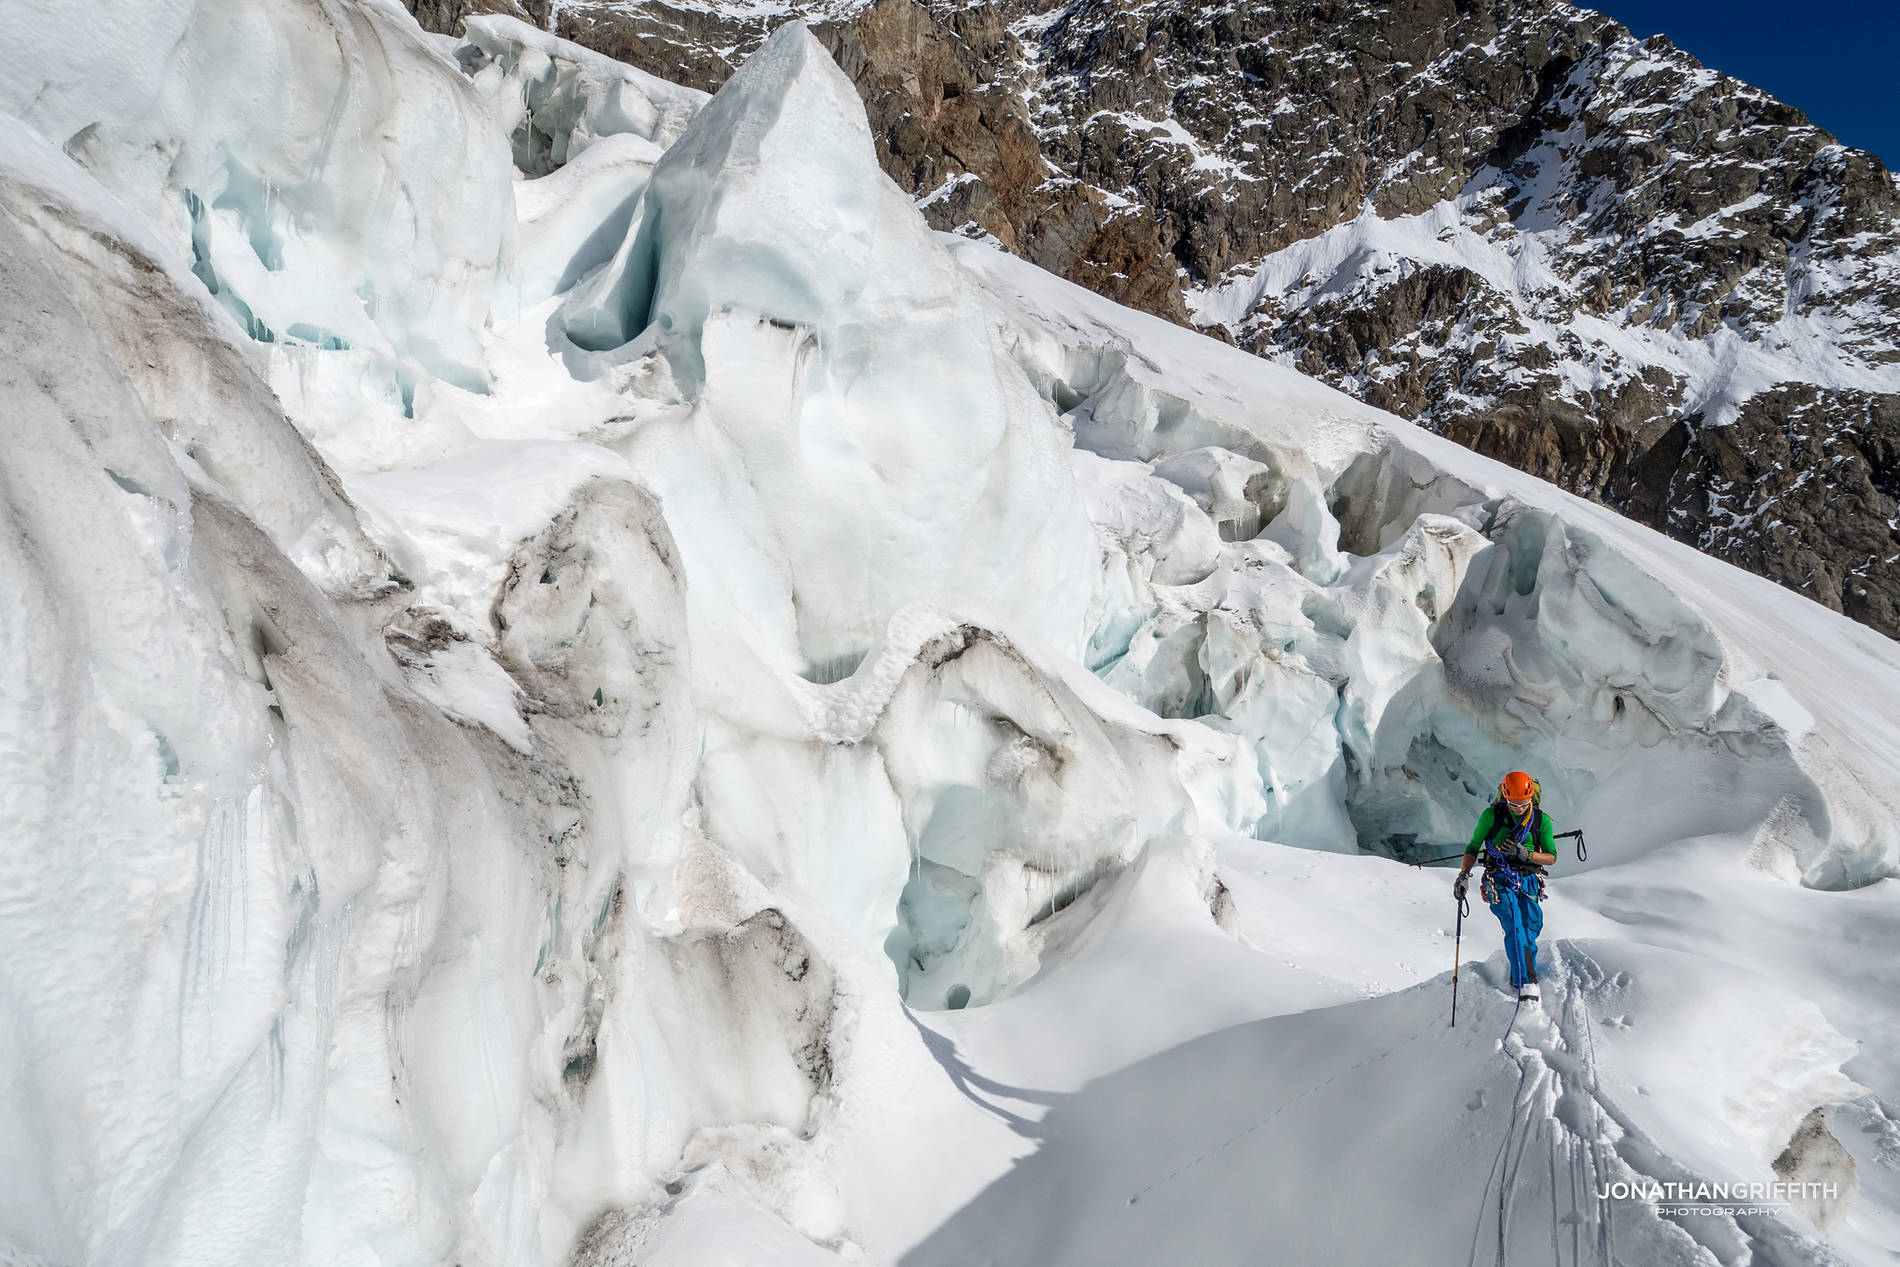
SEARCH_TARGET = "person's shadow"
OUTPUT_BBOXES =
[903,1007,1060,1139]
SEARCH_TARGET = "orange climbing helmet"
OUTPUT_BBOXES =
[1500,771,1538,804]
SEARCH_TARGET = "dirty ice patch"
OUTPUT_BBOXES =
[348,440,638,628]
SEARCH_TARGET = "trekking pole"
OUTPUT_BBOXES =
[1450,889,1468,1027]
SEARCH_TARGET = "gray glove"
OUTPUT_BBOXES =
[1501,840,1534,864]
[1452,873,1469,902]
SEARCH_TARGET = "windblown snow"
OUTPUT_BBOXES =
[1,3,1898,1265]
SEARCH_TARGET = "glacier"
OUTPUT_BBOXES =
[0,3,1897,1265]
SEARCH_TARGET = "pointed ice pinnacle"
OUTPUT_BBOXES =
[566,19,1099,666]
[563,20,888,361]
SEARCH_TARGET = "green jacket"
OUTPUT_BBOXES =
[1465,805,1555,859]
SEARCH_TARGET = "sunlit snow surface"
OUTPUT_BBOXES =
[0,4,1898,1265]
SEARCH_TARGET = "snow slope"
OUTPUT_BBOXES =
[0,4,1896,1265]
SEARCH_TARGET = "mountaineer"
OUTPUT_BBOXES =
[1453,771,1556,1004]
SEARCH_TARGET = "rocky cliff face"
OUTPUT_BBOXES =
[406,0,1900,637]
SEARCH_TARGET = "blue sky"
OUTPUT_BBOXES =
[1585,0,1898,166]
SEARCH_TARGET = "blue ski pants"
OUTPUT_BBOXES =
[1488,874,1543,988]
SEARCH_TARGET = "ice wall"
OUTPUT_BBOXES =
[0,11,1190,1262]
[541,24,1201,1007]
[1,0,515,389]
[0,11,746,1266]
[956,237,1900,886]
[0,134,643,1266]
